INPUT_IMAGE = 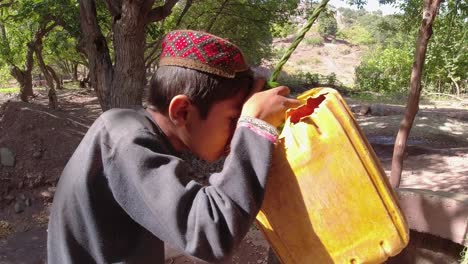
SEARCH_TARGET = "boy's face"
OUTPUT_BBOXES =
[187,90,247,162]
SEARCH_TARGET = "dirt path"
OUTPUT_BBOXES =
[0,90,467,264]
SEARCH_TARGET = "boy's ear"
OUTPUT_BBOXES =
[168,95,191,126]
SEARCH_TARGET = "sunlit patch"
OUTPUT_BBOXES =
[439,123,464,135]
[359,121,377,126]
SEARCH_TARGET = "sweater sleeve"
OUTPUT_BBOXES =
[104,120,277,262]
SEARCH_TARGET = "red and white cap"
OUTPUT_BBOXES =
[159,30,249,78]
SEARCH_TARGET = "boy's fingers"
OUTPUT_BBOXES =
[273,86,291,96]
[284,98,302,108]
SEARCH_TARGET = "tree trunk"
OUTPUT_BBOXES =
[72,63,79,81]
[79,0,114,110]
[35,43,58,109]
[47,65,63,90]
[449,76,460,97]
[390,0,442,188]
[0,23,33,102]
[10,66,33,102]
[13,43,35,102]
[79,0,179,110]
[110,3,149,108]
[3,18,56,103]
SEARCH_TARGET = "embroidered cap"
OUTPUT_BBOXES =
[159,30,249,78]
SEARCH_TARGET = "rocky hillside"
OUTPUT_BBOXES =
[263,31,365,87]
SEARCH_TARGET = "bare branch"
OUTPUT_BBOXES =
[206,0,229,32]
[145,54,159,70]
[147,0,179,23]
[175,0,192,26]
[144,38,163,67]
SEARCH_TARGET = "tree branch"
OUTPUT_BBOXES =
[147,0,179,23]
[44,22,58,35]
[175,0,192,26]
[206,0,230,32]
[390,0,442,188]
[144,38,163,67]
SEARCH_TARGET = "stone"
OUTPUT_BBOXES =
[32,151,42,159]
[14,201,25,214]
[370,104,405,116]
[3,194,14,202]
[25,198,31,207]
[17,180,24,189]
[0,147,15,167]
[359,105,370,115]
[40,191,53,198]
[18,193,26,201]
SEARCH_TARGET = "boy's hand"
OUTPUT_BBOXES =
[241,79,301,127]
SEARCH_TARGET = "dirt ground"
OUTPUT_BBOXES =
[0,87,466,264]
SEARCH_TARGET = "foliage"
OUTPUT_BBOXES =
[0,87,19,93]
[0,0,330,84]
[0,65,12,84]
[461,240,468,264]
[271,21,298,38]
[304,36,323,46]
[272,46,288,60]
[326,72,336,84]
[337,7,401,46]
[44,27,85,77]
[340,25,374,45]
[159,0,300,65]
[0,5,30,67]
[318,13,337,38]
[423,0,467,95]
[276,70,344,94]
[354,0,467,95]
[0,0,80,82]
[355,46,413,92]
[336,7,368,27]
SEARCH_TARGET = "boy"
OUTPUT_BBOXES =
[47,30,299,263]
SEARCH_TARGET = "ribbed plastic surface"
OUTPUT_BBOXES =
[256,88,409,264]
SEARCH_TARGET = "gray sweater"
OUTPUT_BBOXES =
[47,107,276,264]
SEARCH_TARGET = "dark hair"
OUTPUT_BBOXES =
[148,66,254,119]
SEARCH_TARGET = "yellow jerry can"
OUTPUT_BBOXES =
[256,88,409,264]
